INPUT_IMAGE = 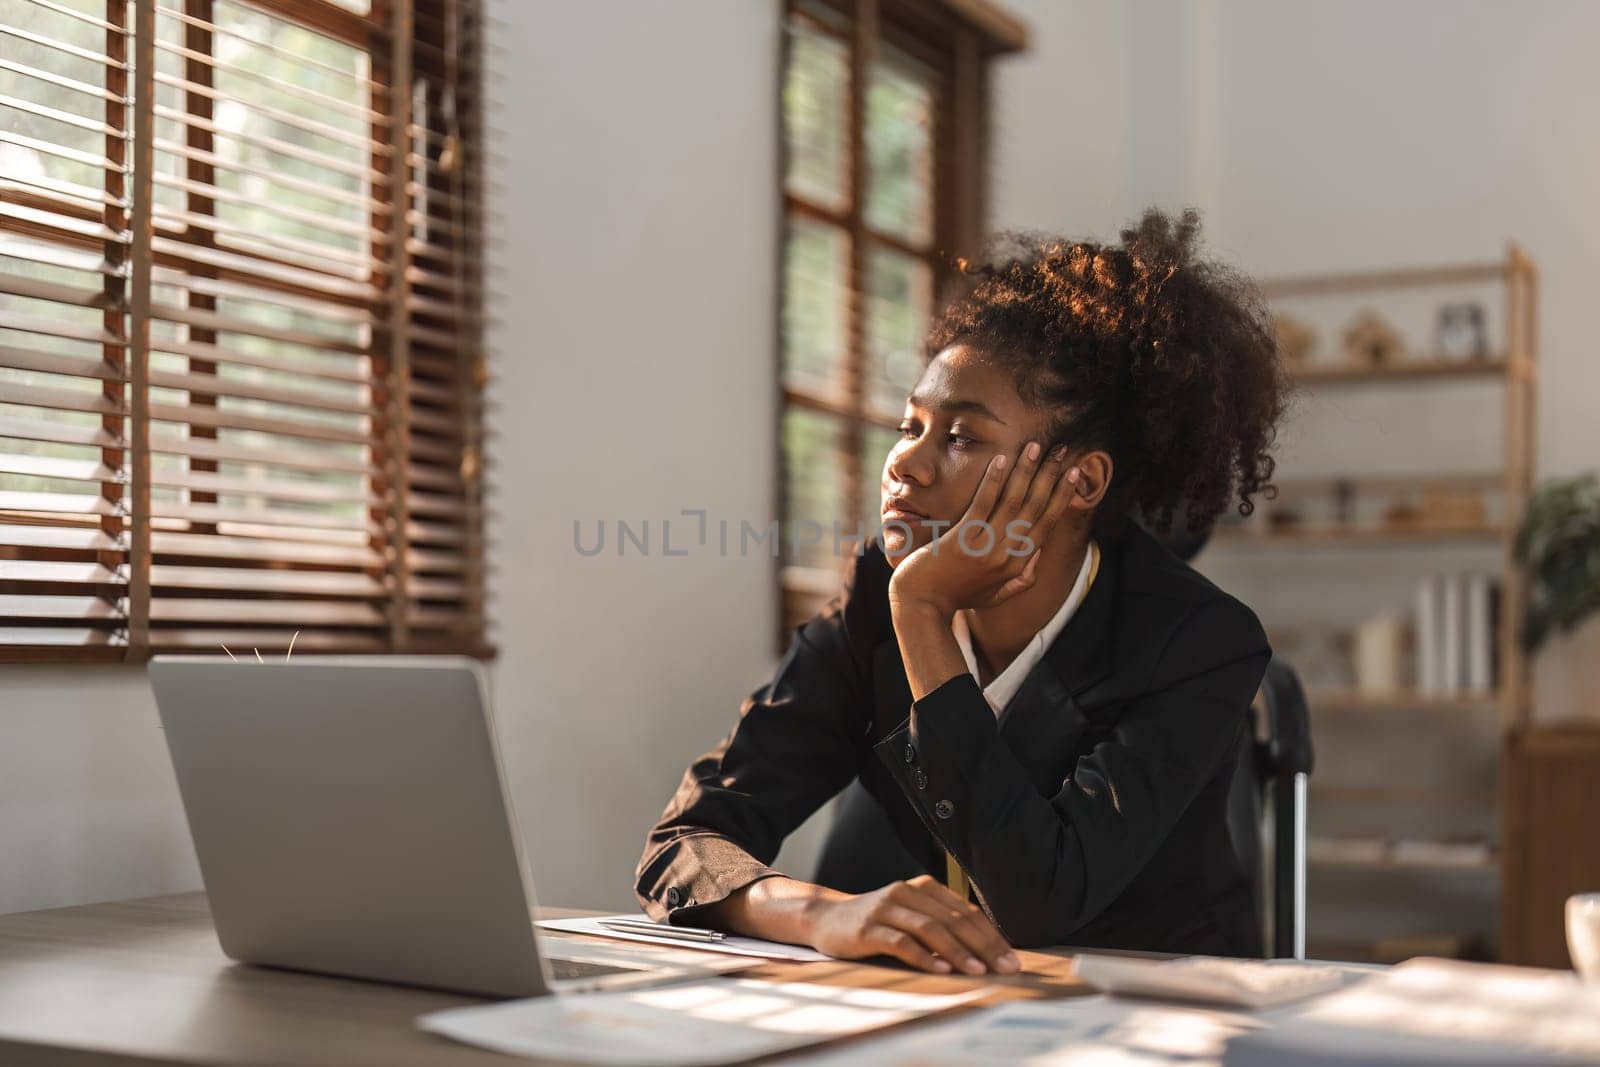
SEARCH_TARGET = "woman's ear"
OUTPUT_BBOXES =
[1066,450,1113,512]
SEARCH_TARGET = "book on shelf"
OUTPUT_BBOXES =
[1412,572,1499,697]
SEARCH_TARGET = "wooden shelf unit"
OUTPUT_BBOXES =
[1216,245,1539,963]
[1213,523,1505,546]
[1307,688,1500,713]
[1288,355,1510,384]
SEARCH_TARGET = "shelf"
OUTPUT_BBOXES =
[1312,784,1492,806]
[1307,934,1485,965]
[1289,356,1508,384]
[1211,522,1504,546]
[1259,261,1507,297]
[1309,688,1500,713]
[1308,837,1498,873]
[1269,471,1501,495]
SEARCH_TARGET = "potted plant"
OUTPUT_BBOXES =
[1516,473,1600,655]
[1515,472,1600,653]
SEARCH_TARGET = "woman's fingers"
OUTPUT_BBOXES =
[992,440,1044,522]
[862,923,949,973]
[1017,446,1071,528]
[1025,464,1080,551]
[896,879,1020,974]
[877,903,986,975]
[958,453,1010,526]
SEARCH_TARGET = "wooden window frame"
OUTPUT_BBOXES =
[0,0,488,662]
[775,0,1024,645]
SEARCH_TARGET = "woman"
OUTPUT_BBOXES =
[635,209,1286,975]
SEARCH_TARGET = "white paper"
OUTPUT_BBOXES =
[539,933,758,977]
[537,914,831,962]
[807,959,1600,1067]
[801,996,1268,1066]
[417,977,985,1066]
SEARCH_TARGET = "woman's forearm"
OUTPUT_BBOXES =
[890,599,969,701]
[698,875,846,945]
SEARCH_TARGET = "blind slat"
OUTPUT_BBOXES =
[149,303,366,356]
[0,523,124,552]
[151,530,378,567]
[0,381,124,416]
[150,566,382,597]
[0,490,118,516]
[150,599,385,626]
[0,560,123,589]
[148,401,369,447]
[149,432,372,476]
[149,335,368,386]
[0,344,120,381]
[150,500,375,534]
[0,23,127,69]
[0,453,120,482]
[149,467,366,505]
[0,415,123,449]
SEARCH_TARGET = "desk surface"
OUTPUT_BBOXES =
[0,893,1092,1067]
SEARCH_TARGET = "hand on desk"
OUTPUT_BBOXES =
[706,874,1020,976]
[811,874,1021,976]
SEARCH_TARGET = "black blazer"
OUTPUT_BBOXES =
[635,522,1271,956]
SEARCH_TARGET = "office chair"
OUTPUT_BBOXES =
[1226,655,1315,959]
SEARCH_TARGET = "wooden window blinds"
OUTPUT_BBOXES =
[776,0,1024,644]
[0,0,487,662]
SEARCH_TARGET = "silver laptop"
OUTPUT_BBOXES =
[149,655,692,997]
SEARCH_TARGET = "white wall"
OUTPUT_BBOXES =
[0,668,198,913]
[481,0,837,912]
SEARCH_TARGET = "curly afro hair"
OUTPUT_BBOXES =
[926,208,1287,539]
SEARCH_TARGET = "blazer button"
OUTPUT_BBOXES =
[934,799,955,819]
[666,886,682,908]
[903,742,917,764]
[913,769,928,790]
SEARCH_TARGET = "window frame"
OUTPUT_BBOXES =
[0,0,488,662]
[775,0,1023,645]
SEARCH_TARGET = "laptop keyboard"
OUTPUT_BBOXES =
[548,957,638,981]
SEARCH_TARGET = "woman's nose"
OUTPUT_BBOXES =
[886,441,932,488]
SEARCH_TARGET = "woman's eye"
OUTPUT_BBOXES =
[947,433,975,449]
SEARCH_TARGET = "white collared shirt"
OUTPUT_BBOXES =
[951,541,1100,717]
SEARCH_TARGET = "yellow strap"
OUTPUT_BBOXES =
[938,543,1099,905]
[944,851,969,901]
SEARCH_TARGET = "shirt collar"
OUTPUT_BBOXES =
[951,541,1100,716]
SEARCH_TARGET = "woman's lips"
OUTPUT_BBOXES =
[882,499,929,523]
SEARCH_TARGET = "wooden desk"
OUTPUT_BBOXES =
[0,894,1092,1066]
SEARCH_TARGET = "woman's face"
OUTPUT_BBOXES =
[879,344,1057,565]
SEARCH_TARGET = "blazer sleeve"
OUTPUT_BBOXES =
[634,597,873,925]
[872,594,1270,947]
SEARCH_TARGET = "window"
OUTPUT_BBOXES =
[0,0,486,661]
[776,0,1024,641]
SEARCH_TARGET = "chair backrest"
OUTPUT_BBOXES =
[1227,656,1316,959]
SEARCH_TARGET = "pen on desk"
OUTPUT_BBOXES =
[599,918,727,943]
